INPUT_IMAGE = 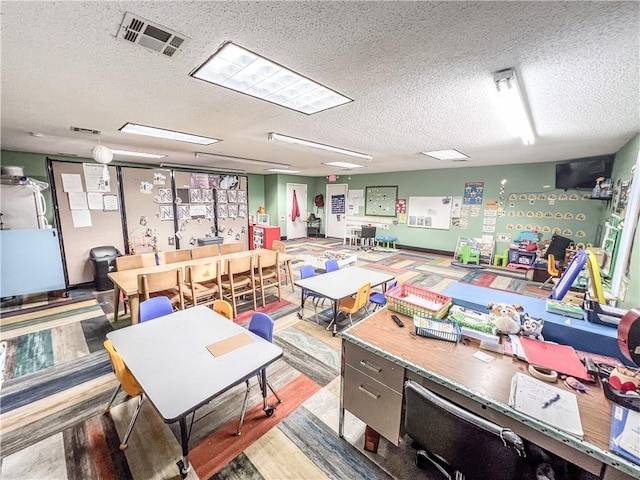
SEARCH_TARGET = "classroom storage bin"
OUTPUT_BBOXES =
[384,283,452,319]
[413,315,462,343]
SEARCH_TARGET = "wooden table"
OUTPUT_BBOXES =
[108,249,295,324]
[340,308,639,480]
[107,306,282,477]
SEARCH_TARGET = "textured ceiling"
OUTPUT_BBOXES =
[1,1,639,176]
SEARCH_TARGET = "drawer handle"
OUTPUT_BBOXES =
[360,360,382,373]
[358,385,381,400]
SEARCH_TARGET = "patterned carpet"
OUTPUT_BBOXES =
[0,239,552,479]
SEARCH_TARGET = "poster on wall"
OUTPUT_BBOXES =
[463,182,484,205]
[331,194,346,214]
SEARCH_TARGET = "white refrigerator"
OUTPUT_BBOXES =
[0,180,49,229]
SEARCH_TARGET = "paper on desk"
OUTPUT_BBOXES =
[509,372,583,439]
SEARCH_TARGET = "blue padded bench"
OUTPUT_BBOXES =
[375,235,398,249]
[442,283,627,364]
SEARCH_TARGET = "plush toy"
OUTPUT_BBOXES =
[519,314,544,341]
[487,303,523,335]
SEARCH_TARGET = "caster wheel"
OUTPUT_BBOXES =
[297,312,303,319]
[176,459,189,478]
[265,405,276,417]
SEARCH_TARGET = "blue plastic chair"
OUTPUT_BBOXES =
[369,280,397,311]
[298,265,323,322]
[236,312,282,434]
[139,296,173,322]
[325,259,340,273]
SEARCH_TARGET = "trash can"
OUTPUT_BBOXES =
[197,237,224,247]
[89,246,121,291]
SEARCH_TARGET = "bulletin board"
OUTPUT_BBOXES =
[365,186,398,217]
[50,159,125,286]
[407,196,452,230]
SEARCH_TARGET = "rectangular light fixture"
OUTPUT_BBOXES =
[421,149,469,161]
[493,68,536,145]
[194,152,290,168]
[190,42,352,115]
[269,132,372,161]
[160,163,245,174]
[111,149,166,159]
[323,161,365,169]
[266,168,301,174]
[120,123,220,145]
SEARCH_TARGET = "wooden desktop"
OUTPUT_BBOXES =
[339,309,639,480]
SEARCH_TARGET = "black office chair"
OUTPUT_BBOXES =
[359,226,376,251]
[404,380,525,480]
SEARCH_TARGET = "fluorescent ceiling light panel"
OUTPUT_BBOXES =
[266,168,300,173]
[111,149,166,159]
[323,161,365,169]
[120,123,220,145]
[269,132,372,161]
[493,69,536,145]
[191,42,352,115]
[194,152,290,168]
[421,149,469,161]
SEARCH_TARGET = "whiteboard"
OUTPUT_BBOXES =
[407,196,452,230]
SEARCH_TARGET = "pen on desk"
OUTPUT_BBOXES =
[542,394,561,409]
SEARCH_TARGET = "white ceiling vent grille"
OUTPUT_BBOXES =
[118,13,189,58]
[70,126,101,134]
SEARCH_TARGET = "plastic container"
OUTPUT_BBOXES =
[89,246,121,291]
[197,237,224,247]
[413,315,462,343]
[384,283,452,319]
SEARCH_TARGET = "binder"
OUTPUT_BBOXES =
[518,337,592,381]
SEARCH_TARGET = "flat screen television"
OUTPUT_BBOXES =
[555,155,614,190]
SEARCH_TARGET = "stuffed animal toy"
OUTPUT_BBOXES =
[520,314,544,341]
[487,303,523,335]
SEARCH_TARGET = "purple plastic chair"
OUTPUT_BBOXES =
[139,296,173,322]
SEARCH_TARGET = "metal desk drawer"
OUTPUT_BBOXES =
[343,364,402,445]
[344,342,404,393]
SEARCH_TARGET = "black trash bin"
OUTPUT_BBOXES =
[89,246,121,291]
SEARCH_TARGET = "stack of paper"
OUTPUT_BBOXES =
[509,372,584,439]
[610,405,640,465]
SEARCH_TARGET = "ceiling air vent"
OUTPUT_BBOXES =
[70,126,101,135]
[118,13,189,58]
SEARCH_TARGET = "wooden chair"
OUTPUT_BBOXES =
[115,253,157,314]
[157,249,191,265]
[190,245,220,259]
[184,262,221,308]
[220,256,256,318]
[115,253,156,271]
[212,299,234,320]
[272,240,293,291]
[337,282,371,328]
[220,242,245,255]
[255,250,282,307]
[137,268,185,311]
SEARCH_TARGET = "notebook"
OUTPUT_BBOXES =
[509,372,584,439]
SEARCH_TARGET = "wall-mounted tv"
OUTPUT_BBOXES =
[555,155,614,190]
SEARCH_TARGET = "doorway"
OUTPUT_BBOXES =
[286,183,308,239]
[325,183,348,239]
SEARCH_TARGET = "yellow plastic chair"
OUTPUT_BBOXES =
[338,282,371,327]
[458,245,480,265]
[493,249,509,267]
[540,254,561,289]
[212,299,234,320]
[103,340,144,451]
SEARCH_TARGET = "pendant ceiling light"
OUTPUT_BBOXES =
[92,144,113,164]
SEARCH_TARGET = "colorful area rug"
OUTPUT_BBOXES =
[459,270,532,295]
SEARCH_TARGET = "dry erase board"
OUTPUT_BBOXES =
[407,196,452,230]
[365,186,398,217]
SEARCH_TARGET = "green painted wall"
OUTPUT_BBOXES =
[322,161,607,252]
[608,134,640,308]
[247,174,264,219]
